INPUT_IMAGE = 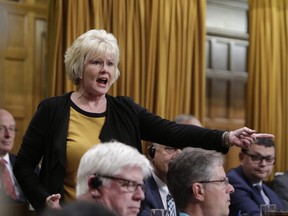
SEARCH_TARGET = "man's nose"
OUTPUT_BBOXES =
[133,185,145,200]
[228,183,235,193]
[4,128,12,137]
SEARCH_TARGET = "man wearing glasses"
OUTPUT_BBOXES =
[166,147,234,216]
[0,109,27,203]
[139,143,181,216]
[139,115,202,216]
[227,137,284,215]
[75,141,152,216]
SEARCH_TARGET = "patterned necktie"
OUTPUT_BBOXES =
[255,184,270,204]
[0,158,17,199]
[166,193,176,216]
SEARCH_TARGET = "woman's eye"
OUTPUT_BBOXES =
[93,60,101,65]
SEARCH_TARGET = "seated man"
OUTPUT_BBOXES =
[167,147,235,216]
[273,171,288,210]
[75,141,152,216]
[139,143,181,216]
[227,138,284,215]
[0,109,28,203]
[139,115,202,216]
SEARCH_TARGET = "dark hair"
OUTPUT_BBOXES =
[241,138,275,153]
[41,201,117,216]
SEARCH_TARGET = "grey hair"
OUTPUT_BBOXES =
[167,147,224,210]
[76,141,152,197]
[64,29,120,85]
[174,114,202,126]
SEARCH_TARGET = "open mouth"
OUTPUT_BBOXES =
[97,77,108,85]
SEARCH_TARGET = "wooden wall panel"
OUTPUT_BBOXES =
[4,59,26,104]
[232,42,247,72]
[206,0,248,172]
[231,80,246,119]
[7,12,26,48]
[3,10,29,155]
[205,35,248,171]
[212,39,230,70]
[0,1,48,154]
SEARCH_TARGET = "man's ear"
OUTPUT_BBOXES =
[192,183,205,201]
[88,175,102,189]
[88,175,101,199]
[147,144,156,159]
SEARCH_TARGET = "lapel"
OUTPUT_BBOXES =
[9,153,16,166]
[262,184,277,205]
[146,176,164,208]
[238,166,265,205]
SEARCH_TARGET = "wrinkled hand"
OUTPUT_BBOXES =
[45,193,61,209]
[229,127,274,148]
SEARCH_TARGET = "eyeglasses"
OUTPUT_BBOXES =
[163,146,178,154]
[243,151,275,165]
[199,177,229,188]
[0,125,17,134]
[100,175,144,192]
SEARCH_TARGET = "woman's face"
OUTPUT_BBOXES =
[80,53,116,96]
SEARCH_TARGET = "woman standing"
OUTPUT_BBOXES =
[13,29,270,213]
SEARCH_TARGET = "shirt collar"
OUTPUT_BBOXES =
[1,153,10,164]
[152,172,168,192]
[252,181,263,187]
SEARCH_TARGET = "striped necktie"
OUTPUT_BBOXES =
[0,158,17,199]
[167,193,177,216]
[255,184,270,204]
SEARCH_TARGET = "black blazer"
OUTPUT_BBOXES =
[1,154,28,204]
[228,166,284,216]
[139,176,164,216]
[14,92,227,212]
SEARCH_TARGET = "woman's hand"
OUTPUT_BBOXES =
[45,193,61,209]
[228,127,274,148]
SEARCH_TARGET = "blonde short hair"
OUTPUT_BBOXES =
[65,29,120,85]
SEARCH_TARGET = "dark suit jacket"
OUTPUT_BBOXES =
[273,172,288,210]
[138,176,164,216]
[227,166,284,216]
[0,154,26,204]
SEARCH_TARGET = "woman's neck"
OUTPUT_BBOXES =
[71,91,107,113]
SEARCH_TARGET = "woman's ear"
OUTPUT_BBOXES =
[192,183,205,201]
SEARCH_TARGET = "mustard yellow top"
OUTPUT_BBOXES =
[64,106,105,202]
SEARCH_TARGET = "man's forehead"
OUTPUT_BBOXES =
[212,165,226,176]
[0,115,15,125]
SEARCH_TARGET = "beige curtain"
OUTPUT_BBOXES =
[247,0,288,172]
[47,0,206,122]
[47,1,93,95]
